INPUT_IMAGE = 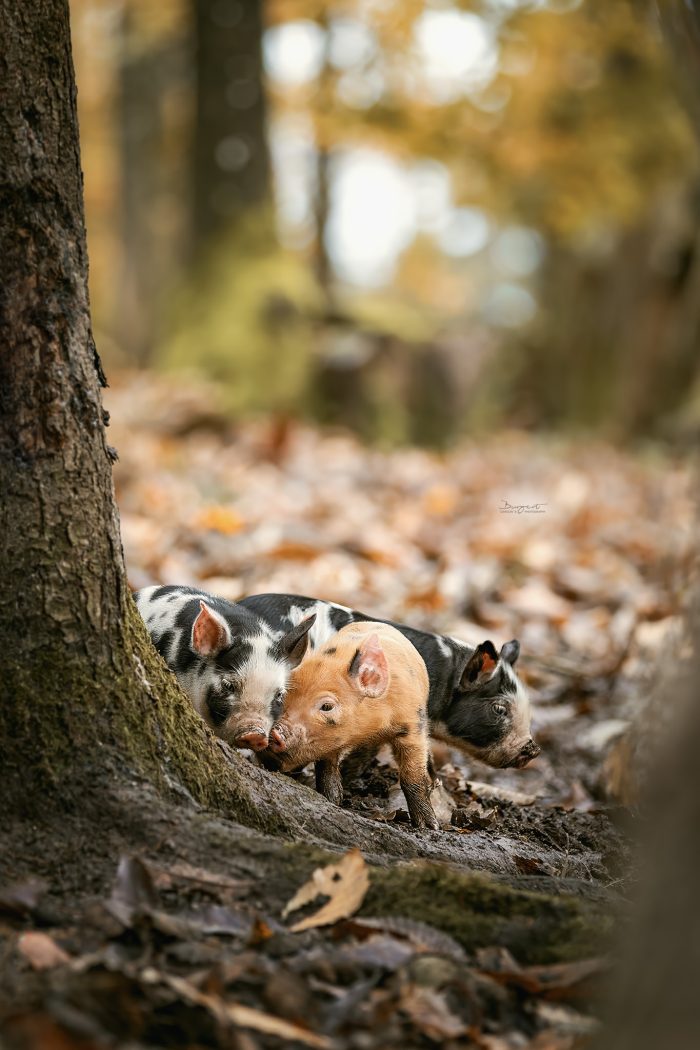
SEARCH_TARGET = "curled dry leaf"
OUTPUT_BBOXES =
[18,931,71,970]
[341,915,467,962]
[283,848,369,933]
[158,971,332,1049]
[399,985,467,1041]
[105,855,158,926]
[475,946,608,1002]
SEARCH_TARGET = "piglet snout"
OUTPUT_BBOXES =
[269,727,287,753]
[236,729,269,752]
[517,739,541,764]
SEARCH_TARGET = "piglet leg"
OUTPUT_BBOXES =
[392,732,439,831]
[315,755,344,807]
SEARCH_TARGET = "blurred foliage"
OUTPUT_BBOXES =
[267,0,695,238]
[70,0,700,442]
[165,213,322,415]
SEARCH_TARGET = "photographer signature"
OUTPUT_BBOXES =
[499,499,548,515]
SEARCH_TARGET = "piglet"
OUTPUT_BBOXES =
[134,585,316,751]
[268,622,439,831]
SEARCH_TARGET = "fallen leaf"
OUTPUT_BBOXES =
[148,860,251,894]
[466,782,536,806]
[194,506,245,535]
[332,933,416,971]
[430,781,455,824]
[105,855,158,926]
[0,878,48,919]
[267,540,321,562]
[155,971,332,1048]
[534,1001,600,1037]
[283,848,369,933]
[513,855,548,876]
[400,985,466,1040]
[340,915,466,961]
[105,856,248,938]
[451,803,498,831]
[18,931,71,970]
[476,947,609,1002]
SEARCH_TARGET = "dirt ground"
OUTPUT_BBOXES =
[1,373,696,1049]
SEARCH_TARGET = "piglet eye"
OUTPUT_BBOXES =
[320,702,334,712]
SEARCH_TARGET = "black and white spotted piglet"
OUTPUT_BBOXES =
[134,585,315,751]
[241,592,540,770]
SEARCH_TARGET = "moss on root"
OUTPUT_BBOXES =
[361,862,616,965]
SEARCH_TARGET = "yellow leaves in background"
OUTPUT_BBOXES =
[194,507,246,535]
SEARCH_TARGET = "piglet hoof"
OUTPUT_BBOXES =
[236,729,269,752]
[414,812,440,832]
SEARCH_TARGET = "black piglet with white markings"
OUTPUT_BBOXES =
[241,592,540,770]
[134,585,316,751]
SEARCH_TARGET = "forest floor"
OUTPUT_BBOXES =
[1,371,696,1050]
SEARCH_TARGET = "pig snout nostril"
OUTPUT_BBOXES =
[236,730,269,752]
[269,728,287,753]
[522,740,540,759]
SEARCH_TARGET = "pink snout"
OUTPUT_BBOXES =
[269,727,287,753]
[235,728,269,752]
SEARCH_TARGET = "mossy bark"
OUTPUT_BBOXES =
[0,0,267,823]
[362,864,615,965]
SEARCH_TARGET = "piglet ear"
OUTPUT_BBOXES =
[279,613,316,669]
[348,634,389,698]
[500,639,520,666]
[192,601,232,657]
[461,640,499,687]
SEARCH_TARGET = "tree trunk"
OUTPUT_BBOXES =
[0,0,203,814]
[0,0,300,832]
[190,0,271,258]
[117,11,186,367]
[601,619,700,1050]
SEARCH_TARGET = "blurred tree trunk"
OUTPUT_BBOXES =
[516,201,700,437]
[314,145,333,294]
[602,615,700,1050]
[191,0,271,257]
[515,2,700,439]
[312,11,335,303]
[657,0,700,138]
[117,12,185,366]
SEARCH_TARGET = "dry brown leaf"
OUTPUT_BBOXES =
[18,931,71,970]
[266,540,322,562]
[404,586,445,611]
[158,971,332,1049]
[148,859,250,894]
[400,985,467,1040]
[282,848,369,933]
[476,946,608,1002]
[226,1003,332,1048]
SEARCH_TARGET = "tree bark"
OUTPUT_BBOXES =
[0,0,268,825]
